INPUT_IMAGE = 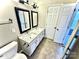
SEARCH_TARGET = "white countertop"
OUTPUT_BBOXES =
[19,28,44,43]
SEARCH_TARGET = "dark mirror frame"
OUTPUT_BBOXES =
[15,7,31,34]
[31,11,38,28]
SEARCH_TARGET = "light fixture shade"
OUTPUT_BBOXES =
[19,0,29,4]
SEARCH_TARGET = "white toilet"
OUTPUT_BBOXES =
[0,41,27,59]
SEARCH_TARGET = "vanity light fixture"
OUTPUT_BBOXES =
[32,2,39,9]
[19,0,29,4]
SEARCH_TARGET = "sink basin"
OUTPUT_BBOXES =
[22,35,36,43]
[19,33,36,43]
[29,34,36,38]
[29,32,37,35]
[19,28,44,43]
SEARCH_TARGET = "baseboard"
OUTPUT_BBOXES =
[44,37,54,40]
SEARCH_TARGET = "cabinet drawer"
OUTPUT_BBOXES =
[39,31,44,41]
[20,28,45,56]
[24,42,36,56]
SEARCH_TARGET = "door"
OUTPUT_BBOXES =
[46,6,60,39]
[54,4,75,43]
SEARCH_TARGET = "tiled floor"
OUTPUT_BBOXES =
[27,38,64,59]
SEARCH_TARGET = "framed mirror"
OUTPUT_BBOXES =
[31,11,38,28]
[15,7,31,33]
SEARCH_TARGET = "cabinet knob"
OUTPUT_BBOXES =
[57,28,59,31]
[54,27,56,29]
[23,43,26,46]
[35,41,37,44]
[27,44,29,47]
[0,55,3,57]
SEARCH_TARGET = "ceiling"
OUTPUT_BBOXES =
[33,0,77,4]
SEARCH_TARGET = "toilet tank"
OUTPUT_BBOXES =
[0,41,17,59]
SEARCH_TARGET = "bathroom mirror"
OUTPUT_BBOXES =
[15,7,31,33]
[31,11,38,28]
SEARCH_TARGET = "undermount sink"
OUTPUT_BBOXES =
[29,32,37,35]
[27,33,37,39]
[19,28,45,44]
[20,34,36,43]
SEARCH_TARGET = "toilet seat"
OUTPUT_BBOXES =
[12,53,27,59]
[0,41,28,59]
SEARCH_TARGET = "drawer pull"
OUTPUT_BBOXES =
[27,44,29,47]
[35,41,37,44]
[57,28,59,31]
[0,55,3,57]
[23,43,26,46]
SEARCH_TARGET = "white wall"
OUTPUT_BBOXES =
[0,0,38,47]
[0,0,77,47]
[38,4,48,28]
[0,0,17,47]
[35,0,77,28]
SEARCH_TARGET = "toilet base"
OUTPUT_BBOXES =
[12,53,27,59]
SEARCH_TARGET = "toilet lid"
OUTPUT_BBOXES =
[12,53,27,59]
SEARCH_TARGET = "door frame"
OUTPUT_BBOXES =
[62,21,79,59]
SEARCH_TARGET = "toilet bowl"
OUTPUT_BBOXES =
[0,41,27,59]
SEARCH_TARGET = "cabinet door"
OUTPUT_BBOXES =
[26,41,36,56]
[54,4,75,43]
[46,6,60,39]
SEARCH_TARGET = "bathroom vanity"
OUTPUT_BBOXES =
[18,28,45,56]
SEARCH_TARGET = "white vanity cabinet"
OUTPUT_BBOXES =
[19,28,45,56]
